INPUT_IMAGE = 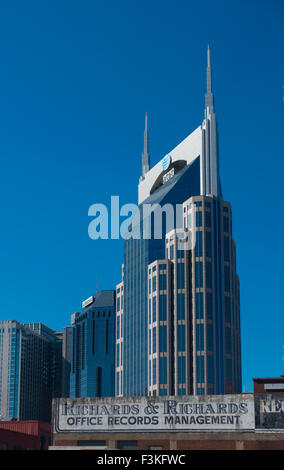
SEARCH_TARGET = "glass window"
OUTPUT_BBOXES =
[205,211,211,227]
[225,297,231,323]
[159,274,167,290]
[206,262,212,288]
[153,327,156,353]
[159,357,167,384]
[177,325,185,351]
[196,324,204,351]
[177,293,185,320]
[196,356,204,383]
[178,356,186,383]
[226,358,232,382]
[225,327,232,354]
[195,262,203,288]
[224,236,229,262]
[159,326,167,353]
[153,358,157,384]
[195,231,203,257]
[224,266,230,292]
[153,296,157,322]
[177,263,185,289]
[207,324,213,351]
[206,292,213,319]
[196,211,202,227]
[152,276,157,292]
[223,216,229,232]
[195,292,204,319]
[205,231,212,257]
[207,355,214,383]
[159,294,167,321]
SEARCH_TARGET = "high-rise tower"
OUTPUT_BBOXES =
[116,48,241,397]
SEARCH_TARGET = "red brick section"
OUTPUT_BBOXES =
[253,376,284,394]
[0,428,39,450]
[0,421,51,450]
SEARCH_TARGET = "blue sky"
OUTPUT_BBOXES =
[0,0,283,392]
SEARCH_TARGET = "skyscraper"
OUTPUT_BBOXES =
[116,48,241,397]
[70,290,116,398]
[0,321,69,422]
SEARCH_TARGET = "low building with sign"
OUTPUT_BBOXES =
[253,375,284,394]
[51,395,284,450]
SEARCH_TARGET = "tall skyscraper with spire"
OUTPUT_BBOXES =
[115,48,241,397]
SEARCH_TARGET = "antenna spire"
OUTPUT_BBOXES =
[141,112,150,178]
[205,45,214,110]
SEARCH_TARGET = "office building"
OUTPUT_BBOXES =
[116,47,241,397]
[0,320,69,422]
[70,290,116,398]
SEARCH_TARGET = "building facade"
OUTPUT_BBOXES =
[70,290,116,398]
[51,395,284,450]
[0,320,69,422]
[116,48,241,397]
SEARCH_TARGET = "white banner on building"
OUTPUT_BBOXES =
[53,395,255,433]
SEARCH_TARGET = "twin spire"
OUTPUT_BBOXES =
[205,45,214,112]
[141,46,216,182]
[141,112,150,179]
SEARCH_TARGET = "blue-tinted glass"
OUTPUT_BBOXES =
[170,245,174,260]
[153,358,157,385]
[226,358,232,382]
[159,325,167,353]
[153,327,156,353]
[196,356,204,382]
[177,293,185,320]
[224,266,230,292]
[159,294,167,321]
[225,297,231,322]
[206,262,212,288]
[205,231,212,257]
[207,355,214,383]
[206,292,213,319]
[196,292,204,319]
[195,231,203,257]
[116,316,120,339]
[225,327,231,354]
[196,324,204,351]
[196,211,202,227]
[152,276,157,292]
[178,356,186,383]
[207,323,213,351]
[159,274,167,290]
[153,296,157,322]
[159,357,167,384]
[224,236,229,262]
[195,262,203,288]
[205,211,211,227]
[177,325,185,351]
[177,262,185,288]
[223,216,229,232]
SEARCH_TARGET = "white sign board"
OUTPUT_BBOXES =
[53,395,255,433]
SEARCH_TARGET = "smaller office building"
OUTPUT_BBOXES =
[70,290,116,398]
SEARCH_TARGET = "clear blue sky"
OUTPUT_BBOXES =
[0,0,283,392]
